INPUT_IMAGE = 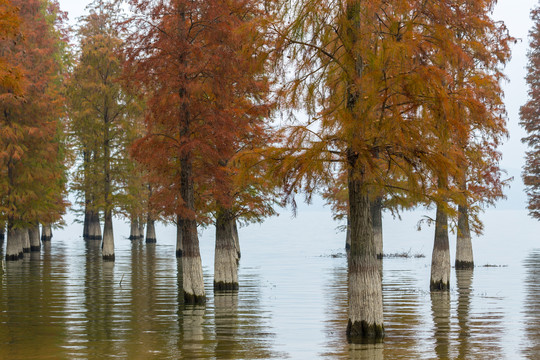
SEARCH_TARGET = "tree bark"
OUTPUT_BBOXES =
[145,218,156,243]
[129,217,139,240]
[180,157,205,304]
[371,197,383,259]
[5,225,23,261]
[41,223,53,242]
[88,211,101,241]
[214,209,239,291]
[430,202,451,291]
[346,170,384,343]
[455,204,474,269]
[176,215,183,258]
[21,227,30,253]
[83,210,90,239]
[232,219,240,262]
[102,210,115,261]
[345,215,351,252]
[29,224,40,252]
[138,217,145,239]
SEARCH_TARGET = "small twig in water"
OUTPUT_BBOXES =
[119,273,125,287]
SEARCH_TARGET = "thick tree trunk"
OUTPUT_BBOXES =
[21,228,30,253]
[232,219,240,262]
[5,226,23,261]
[29,224,40,252]
[176,215,183,258]
[83,210,90,239]
[145,218,156,243]
[181,157,205,304]
[88,212,101,241]
[41,224,52,242]
[214,209,239,291]
[371,197,383,259]
[455,204,474,269]
[129,217,139,240]
[346,172,384,343]
[102,210,115,261]
[430,203,451,291]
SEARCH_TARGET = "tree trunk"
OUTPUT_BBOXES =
[430,202,451,291]
[41,224,52,242]
[21,228,30,253]
[232,219,240,262]
[214,209,239,291]
[346,171,384,343]
[455,204,474,269]
[29,224,40,252]
[88,211,101,241]
[83,210,90,239]
[5,226,23,261]
[371,197,383,259]
[145,218,156,243]
[138,218,145,239]
[345,215,351,252]
[102,210,115,261]
[176,215,183,258]
[129,217,139,240]
[180,157,205,304]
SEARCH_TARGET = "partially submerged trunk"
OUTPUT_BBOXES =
[371,197,383,259]
[455,204,474,269]
[214,209,239,291]
[176,215,183,258]
[430,202,451,291]
[232,219,240,262]
[145,218,156,243]
[102,211,115,261]
[88,212,102,241]
[181,157,205,304]
[129,217,140,240]
[41,224,52,242]
[21,228,30,253]
[83,210,90,239]
[346,171,384,343]
[29,224,40,252]
[5,226,23,261]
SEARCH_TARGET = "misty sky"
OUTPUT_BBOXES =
[58,0,538,211]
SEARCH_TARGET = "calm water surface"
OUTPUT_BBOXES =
[0,208,539,359]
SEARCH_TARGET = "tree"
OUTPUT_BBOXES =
[272,0,511,342]
[0,0,69,260]
[521,3,540,220]
[67,0,136,260]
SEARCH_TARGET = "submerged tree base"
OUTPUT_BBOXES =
[146,238,157,244]
[346,320,385,344]
[455,260,474,270]
[22,247,30,253]
[30,245,40,252]
[184,291,206,305]
[5,253,23,261]
[102,254,115,262]
[176,249,182,258]
[214,281,239,291]
[87,236,102,241]
[430,280,450,291]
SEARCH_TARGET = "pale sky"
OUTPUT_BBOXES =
[58,0,539,211]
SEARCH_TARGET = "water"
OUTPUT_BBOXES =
[0,206,539,359]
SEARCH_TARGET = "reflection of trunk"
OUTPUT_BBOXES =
[176,215,183,257]
[455,204,474,269]
[346,170,384,343]
[430,291,451,359]
[41,224,53,241]
[180,157,205,304]
[5,225,23,260]
[232,219,240,261]
[370,197,383,259]
[21,228,30,253]
[145,218,156,243]
[456,269,473,359]
[430,202,451,291]
[214,209,239,291]
[29,224,40,252]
